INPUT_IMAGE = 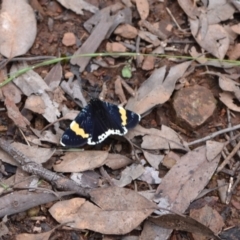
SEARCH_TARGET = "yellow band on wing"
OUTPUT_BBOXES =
[70,121,89,138]
[119,107,127,126]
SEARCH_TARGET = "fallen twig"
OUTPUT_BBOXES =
[187,124,240,146]
[217,140,240,173]
[0,138,90,197]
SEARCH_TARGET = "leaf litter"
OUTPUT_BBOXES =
[1,0,240,239]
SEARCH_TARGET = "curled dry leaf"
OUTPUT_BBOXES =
[219,92,240,112]
[218,74,240,100]
[53,151,108,172]
[49,187,157,235]
[126,61,191,114]
[0,0,37,58]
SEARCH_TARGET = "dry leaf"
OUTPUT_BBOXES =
[4,97,30,128]
[190,19,229,60]
[143,151,164,169]
[50,187,157,234]
[71,171,100,188]
[218,74,240,100]
[155,146,221,212]
[152,146,221,239]
[2,82,22,104]
[206,141,224,162]
[112,163,145,187]
[0,190,72,218]
[0,142,55,166]
[136,0,149,20]
[24,95,46,114]
[206,0,235,25]
[0,0,37,58]
[219,92,240,112]
[105,153,132,170]
[141,125,187,151]
[56,0,98,15]
[126,61,191,114]
[53,151,108,172]
[149,214,221,240]
[0,220,9,238]
[44,63,63,91]
[16,230,54,240]
[11,62,50,96]
[138,166,161,184]
[190,205,224,240]
[140,220,171,240]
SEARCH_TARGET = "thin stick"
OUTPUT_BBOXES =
[187,124,240,146]
[217,140,240,173]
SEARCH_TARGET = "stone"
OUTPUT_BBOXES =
[62,32,76,46]
[106,42,127,52]
[114,24,138,39]
[173,85,217,129]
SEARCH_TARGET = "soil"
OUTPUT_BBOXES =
[1,0,240,239]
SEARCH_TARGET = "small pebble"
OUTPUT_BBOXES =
[62,32,76,46]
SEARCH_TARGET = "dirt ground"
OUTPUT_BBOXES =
[1,0,240,239]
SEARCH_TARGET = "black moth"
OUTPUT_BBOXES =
[60,98,141,147]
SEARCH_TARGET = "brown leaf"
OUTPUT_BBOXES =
[206,141,224,162]
[0,0,37,58]
[49,187,157,234]
[16,230,54,240]
[126,61,191,114]
[56,0,98,15]
[136,0,149,20]
[0,142,55,166]
[190,19,229,60]
[24,95,46,114]
[143,151,164,169]
[219,92,240,112]
[140,220,171,240]
[2,82,22,104]
[112,164,145,187]
[149,213,221,240]
[4,97,30,128]
[44,63,63,91]
[190,205,224,240]
[155,146,221,213]
[11,62,50,96]
[105,153,132,170]
[218,74,240,100]
[53,151,108,172]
